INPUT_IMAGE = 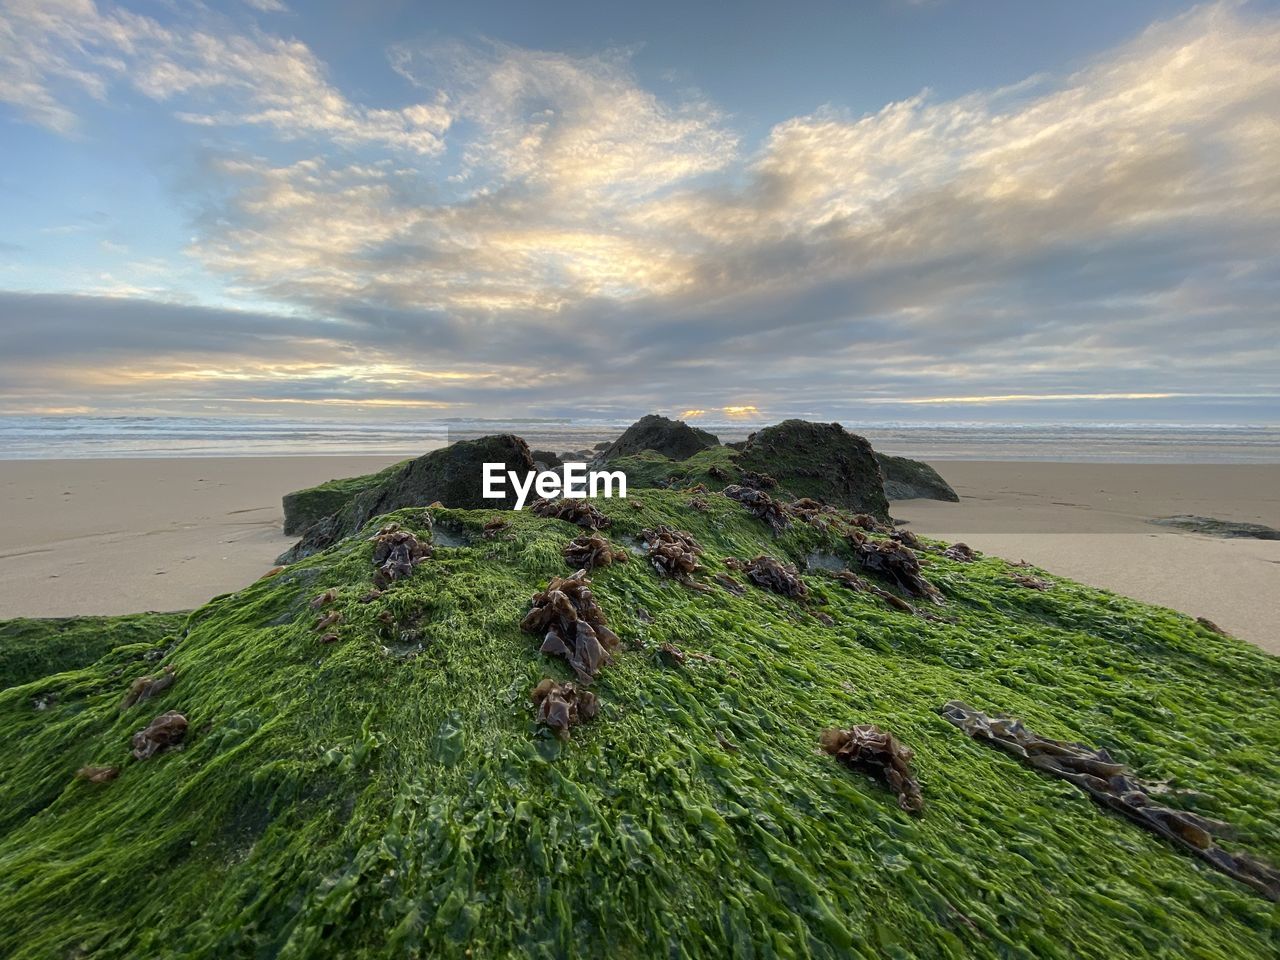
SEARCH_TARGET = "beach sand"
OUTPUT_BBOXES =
[1,457,1276,653]
[0,456,404,619]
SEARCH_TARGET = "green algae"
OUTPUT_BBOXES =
[0,612,187,689]
[0,491,1277,958]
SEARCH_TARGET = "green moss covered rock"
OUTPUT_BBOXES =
[1,486,1277,958]
[597,414,720,462]
[282,460,409,535]
[738,420,891,518]
[278,435,534,563]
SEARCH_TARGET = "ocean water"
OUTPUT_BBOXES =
[1,416,1278,463]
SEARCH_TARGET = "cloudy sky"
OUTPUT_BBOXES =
[1,0,1277,424]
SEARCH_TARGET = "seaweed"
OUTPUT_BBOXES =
[820,725,924,814]
[741,469,777,490]
[640,526,704,586]
[119,664,176,710]
[520,569,621,683]
[481,518,510,540]
[370,522,432,586]
[130,711,188,761]
[743,555,809,599]
[723,484,789,533]
[713,572,746,596]
[1010,574,1052,591]
[530,497,612,530]
[943,542,977,563]
[939,701,1280,901]
[854,539,940,602]
[892,528,923,549]
[530,679,599,740]
[835,569,915,614]
[563,533,627,570]
[309,589,338,609]
[74,765,120,784]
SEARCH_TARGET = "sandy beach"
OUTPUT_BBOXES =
[1,456,1277,653]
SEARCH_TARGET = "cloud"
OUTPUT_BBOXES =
[0,0,449,151]
[1,2,1278,419]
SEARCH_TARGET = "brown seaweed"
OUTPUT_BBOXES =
[892,528,923,549]
[75,765,120,784]
[854,538,941,602]
[850,513,889,534]
[564,533,628,570]
[1010,573,1051,591]
[520,569,621,683]
[708,464,733,482]
[743,555,809,598]
[309,588,338,609]
[641,526,704,586]
[530,497,612,530]
[658,642,686,665]
[314,610,342,632]
[370,522,432,585]
[531,678,599,740]
[939,701,1280,901]
[120,664,176,710]
[131,711,188,761]
[741,470,777,490]
[835,568,916,614]
[481,517,510,540]
[788,497,837,527]
[943,542,977,563]
[820,725,924,814]
[713,571,746,596]
[723,484,789,533]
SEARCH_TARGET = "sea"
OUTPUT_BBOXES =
[1,416,1278,463]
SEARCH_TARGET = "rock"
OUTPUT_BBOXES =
[736,420,890,519]
[1149,516,1280,540]
[597,414,720,463]
[530,449,563,469]
[876,454,959,502]
[278,435,535,563]
[282,459,407,535]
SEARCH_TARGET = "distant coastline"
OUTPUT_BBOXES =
[3,415,1279,463]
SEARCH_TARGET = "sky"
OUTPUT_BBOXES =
[0,0,1278,425]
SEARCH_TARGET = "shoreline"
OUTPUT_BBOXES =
[1,456,1276,652]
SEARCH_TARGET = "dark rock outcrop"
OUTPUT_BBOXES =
[736,421,890,519]
[598,415,719,463]
[530,449,563,469]
[876,453,959,502]
[278,435,535,563]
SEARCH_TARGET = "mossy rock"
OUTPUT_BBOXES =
[738,420,891,518]
[597,414,720,462]
[278,435,535,563]
[282,460,409,535]
[876,453,960,502]
[1,489,1277,958]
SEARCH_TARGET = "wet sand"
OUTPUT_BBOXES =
[0,457,1276,653]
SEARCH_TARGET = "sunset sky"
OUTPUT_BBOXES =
[1,0,1277,423]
